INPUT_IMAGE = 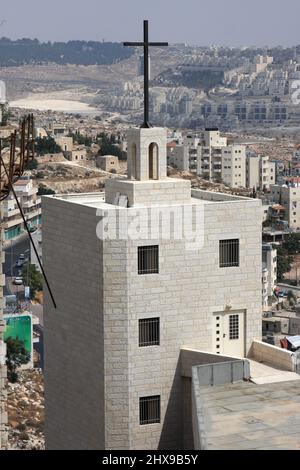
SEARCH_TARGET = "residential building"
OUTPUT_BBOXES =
[246,155,276,190]
[43,125,262,450]
[3,178,41,241]
[196,129,246,186]
[262,243,277,309]
[167,145,189,171]
[271,182,300,229]
[96,155,119,172]
[221,145,246,187]
[64,147,87,162]
[54,136,73,152]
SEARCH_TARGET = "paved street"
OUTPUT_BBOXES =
[4,235,30,277]
[4,236,30,297]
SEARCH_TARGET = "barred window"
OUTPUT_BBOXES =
[139,318,160,347]
[139,395,160,425]
[229,314,239,340]
[219,239,239,268]
[138,245,159,274]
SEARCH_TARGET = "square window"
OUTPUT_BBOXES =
[139,396,160,425]
[139,318,160,347]
[138,245,159,274]
[219,239,239,268]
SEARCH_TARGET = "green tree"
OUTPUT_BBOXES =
[22,264,43,298]
[282,233,300,255]
[26,158,38,170]
[5,337,30,383]
[276,246,293,281]
[35,136,62,156]
[67,132,92,147]
[37,185,55,196]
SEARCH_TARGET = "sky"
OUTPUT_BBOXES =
[1,0,300,47]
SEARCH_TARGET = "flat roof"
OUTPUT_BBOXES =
[200,380,300,450]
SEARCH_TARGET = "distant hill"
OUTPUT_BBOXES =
[0,38,134,66]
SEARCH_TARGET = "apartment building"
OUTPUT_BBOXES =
[271,182,300,229]
[3,178,41,241]
[246,155,276,190]
[262,244,277,309]
[221,145,246,187]
[43,126,262,450]
[194,129,246,186]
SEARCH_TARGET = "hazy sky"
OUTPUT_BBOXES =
[1,0,300,47]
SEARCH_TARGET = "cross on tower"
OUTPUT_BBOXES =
[124,20,168,128]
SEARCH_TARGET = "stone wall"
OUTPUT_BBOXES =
[43,197,105,450]
[43,189,262,450]
[249,340,297,371]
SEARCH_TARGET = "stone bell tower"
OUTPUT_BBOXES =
[127,127,167,181]
[105,126,191,208]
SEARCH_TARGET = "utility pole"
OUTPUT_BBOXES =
[0,200,7,449]
[10,239,13,278]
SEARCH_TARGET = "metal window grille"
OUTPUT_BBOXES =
[139,395,160,425]
[219,239,239,268]
[138,245,159,274]
[139,318,160,347]
[229,314,239,340]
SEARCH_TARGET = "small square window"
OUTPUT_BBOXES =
[139,318,160,347]
[140,396,160,425]
[138,245,159,274]
[219,239,239,268]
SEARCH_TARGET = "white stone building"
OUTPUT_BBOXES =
[221,145,246,187]
[271,183,300,230]
[3,177,41,241]
[167,145,189,171]
[43,126,262,450]
[262,243,277,309]
[64,147,87,162]
[246,155,276,190]
[96,155,119,172]
[195,129,246,186]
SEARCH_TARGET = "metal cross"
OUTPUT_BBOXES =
[124,20,168,128]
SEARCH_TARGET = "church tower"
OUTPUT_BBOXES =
[43,21,262,451]
[127,127,167,181]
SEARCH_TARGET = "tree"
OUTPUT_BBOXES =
[35,136,62,156]
[276,246,293,281]
[37,185,55,196]
[26,158,38,170]
[5,337,30,383]
[21,264,43,298]
[282,233,300,255]
[67,132,92,147]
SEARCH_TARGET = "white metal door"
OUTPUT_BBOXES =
[213,311,245,358]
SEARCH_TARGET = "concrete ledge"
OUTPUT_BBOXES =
[181,348,250,379]
[249,340,296,372]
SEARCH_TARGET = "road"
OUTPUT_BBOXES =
[4,236,30,277]
[3,236,30,297]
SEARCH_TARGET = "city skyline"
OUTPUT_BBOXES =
[1,0,300,47]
